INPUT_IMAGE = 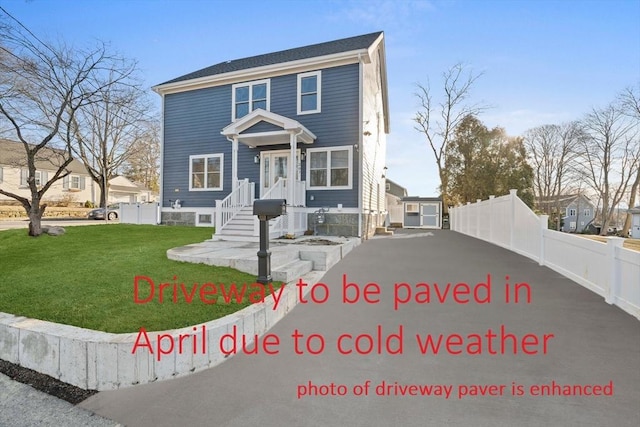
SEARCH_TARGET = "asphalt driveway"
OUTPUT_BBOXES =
[79,230,640,426]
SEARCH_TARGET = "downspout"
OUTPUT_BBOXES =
[357,52,364,238]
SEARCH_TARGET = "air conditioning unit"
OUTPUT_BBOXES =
[406,203,419,213]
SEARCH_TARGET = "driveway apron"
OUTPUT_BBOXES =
[80,230,640,426]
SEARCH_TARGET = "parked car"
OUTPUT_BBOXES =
[87,204,119,220]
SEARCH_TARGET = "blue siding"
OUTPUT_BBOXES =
[243,121,282,134]
[162,63,361,209]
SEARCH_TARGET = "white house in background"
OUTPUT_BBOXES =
[107,176,154,203]
[0,139,93,206]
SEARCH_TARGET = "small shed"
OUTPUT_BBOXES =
[630,206,640,239]
[402,197,442,229]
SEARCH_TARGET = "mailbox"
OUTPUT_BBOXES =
[253,199,286,219]
[253,199,286,284]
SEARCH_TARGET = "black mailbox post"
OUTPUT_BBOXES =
[253,199,286,284]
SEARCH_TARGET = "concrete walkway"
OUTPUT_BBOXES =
[75,230,639,426]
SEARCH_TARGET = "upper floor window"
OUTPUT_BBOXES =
[584,209,591,217]
[232,79,270,120]
[307,146,352,190]
[568,208,576,216]
[297,71,321,115]
[189,154,223,191]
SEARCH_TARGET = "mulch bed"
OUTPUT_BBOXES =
[0,359,97,404]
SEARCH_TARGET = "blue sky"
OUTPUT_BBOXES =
[4,0,639,196]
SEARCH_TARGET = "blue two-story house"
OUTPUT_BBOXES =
[153,32,389,240]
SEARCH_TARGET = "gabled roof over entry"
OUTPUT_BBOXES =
[221,109,316,147]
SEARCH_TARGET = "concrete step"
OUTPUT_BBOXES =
[223,225,254,232]
[272,259,314,283]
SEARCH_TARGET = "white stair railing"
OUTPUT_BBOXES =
[215,179,254,232]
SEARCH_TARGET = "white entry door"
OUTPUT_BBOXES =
[260,150,289,197]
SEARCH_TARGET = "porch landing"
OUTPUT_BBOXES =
[167,235,361,282]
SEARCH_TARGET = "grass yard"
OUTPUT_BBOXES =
[0,225,273,333]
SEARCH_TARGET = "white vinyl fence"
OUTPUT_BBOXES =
[119,202,160,225]
[450,190,640,320]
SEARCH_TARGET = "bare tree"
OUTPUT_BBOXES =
[0,8,135,235]
[122,119,161,193]
[579,102,639,235]
[619,85,640,236]
[414,63,485,209]
[523,122,584,229]
[70,75,151,209]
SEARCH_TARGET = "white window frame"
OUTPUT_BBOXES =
[34,170,42,187]
[189,154,224,191]
[231,79,270,121]
[584,209,590,217]
[0,166,3,183]
[568,208,576,216]
[297,70,321,115]
[70,175,81,190]
[306,146,353,190]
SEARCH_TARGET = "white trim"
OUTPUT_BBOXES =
[158,93,165,223]
[153,49,370,95]
[297,70,321,115]
[231,79,271,121]
[306,146,353,190]
[188,154,224,191]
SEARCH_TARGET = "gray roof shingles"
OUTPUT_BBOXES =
[159,31,383,86]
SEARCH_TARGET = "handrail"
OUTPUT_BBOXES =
[261,177,286,200]
[215,178,253,232]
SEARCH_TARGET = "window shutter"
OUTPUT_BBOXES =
[20,169,27,186]
[0,167,3,183]
[41,171,48,184]
[80,177,86,190]
[63,176,69,189]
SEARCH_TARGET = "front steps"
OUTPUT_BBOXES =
[212,206,282,242]
[167,236,361,281]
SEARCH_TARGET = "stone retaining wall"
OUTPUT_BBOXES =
[0,207,92,219]
[0,272,321,391]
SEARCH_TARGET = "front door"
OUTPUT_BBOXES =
[260,150,290,197]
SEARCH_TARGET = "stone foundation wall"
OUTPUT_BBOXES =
[307,213,358,237]
[361,212,386,239]
[161,211,196,226]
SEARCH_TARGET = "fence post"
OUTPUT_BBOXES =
[509,189,517,250]
[539,214,549,266]
[476,199,481,238]
[488,195,495,244]
[605,237,624,304]
[466,202,471,235]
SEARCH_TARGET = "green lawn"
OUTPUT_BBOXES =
[0,225,270,333]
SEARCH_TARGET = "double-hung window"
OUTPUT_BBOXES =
[297,71,321,114]
[307,146,352,190]
[189,154,223,191]
[63,175,85,191]
[232,79,270,120]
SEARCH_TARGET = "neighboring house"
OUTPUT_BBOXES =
[401,197,442,229]
[385,178,407,226]
[153,32,389,239]
[108,175,154,204]
[538,194,596,233]
[0,139,93,206]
